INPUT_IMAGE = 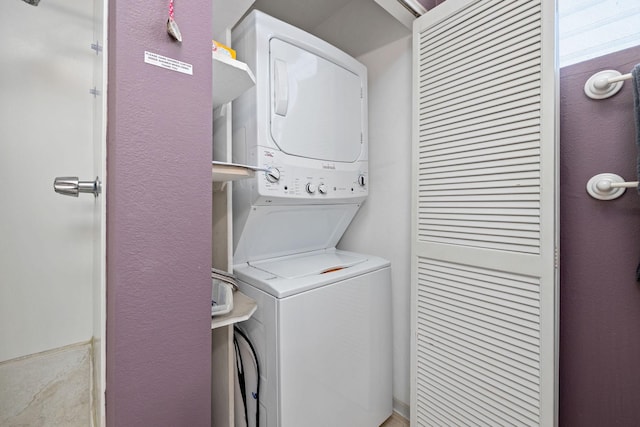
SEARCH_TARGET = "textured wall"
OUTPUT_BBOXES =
[560,45,640,425]
[106,1,212,426]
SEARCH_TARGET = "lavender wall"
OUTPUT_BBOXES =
[560,46,640,425]
[106,1,212,426]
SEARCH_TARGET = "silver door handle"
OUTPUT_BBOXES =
[53,176,101,197]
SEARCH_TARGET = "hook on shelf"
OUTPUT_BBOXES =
[584,70,632,99]
[586,173,638,200]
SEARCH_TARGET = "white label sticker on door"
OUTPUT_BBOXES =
[144,51,192,75]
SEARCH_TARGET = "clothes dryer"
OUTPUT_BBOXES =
[231,10,369,265]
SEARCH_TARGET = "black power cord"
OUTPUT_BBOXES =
[234,326,261,427]
[233,335,248,425]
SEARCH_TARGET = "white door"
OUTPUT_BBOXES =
[411,0,558,425]
[0,0,106,425]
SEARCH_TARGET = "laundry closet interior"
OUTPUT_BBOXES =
[209,0,416,426]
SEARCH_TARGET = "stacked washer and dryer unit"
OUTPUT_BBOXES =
[230,11,392,427]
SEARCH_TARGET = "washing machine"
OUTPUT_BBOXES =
[235,249,392,427]
[230,10,392,427]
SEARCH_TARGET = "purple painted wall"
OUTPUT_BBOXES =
[106,1,212,426]
[560,46,640,425]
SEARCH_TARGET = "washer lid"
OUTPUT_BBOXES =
[233,204,361,265]
[249,250,367,280]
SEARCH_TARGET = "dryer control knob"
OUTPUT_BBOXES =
[265,167,281,183]
[306,183,317,194]
[318,183,327,194]
[358,174,366,186]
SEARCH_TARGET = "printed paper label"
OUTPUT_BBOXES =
[144,51,192,75]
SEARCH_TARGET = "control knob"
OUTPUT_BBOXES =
[318,183,327,194]
[358,174,366,186]
[306,183,317,194]
[265,167,281,183]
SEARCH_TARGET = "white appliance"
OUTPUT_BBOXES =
[231,10,392,427]
[235,249,392,427]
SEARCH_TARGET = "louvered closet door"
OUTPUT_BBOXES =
[410,0,558,426]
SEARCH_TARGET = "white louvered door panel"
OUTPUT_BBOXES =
[410,0,558,426]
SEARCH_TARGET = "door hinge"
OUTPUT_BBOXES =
[91,41,103,55]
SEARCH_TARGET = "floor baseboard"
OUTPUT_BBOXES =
[392,398,410,420]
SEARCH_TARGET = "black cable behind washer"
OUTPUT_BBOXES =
[233,335,248,425]
[234,326,261,427]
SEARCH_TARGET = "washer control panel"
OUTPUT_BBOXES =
[255,149,368,202]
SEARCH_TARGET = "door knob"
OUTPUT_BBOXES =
[53,176,101,197]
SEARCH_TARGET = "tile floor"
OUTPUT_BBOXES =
[0,342,91,427]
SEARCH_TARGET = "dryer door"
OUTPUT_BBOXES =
[269,38,364,163]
